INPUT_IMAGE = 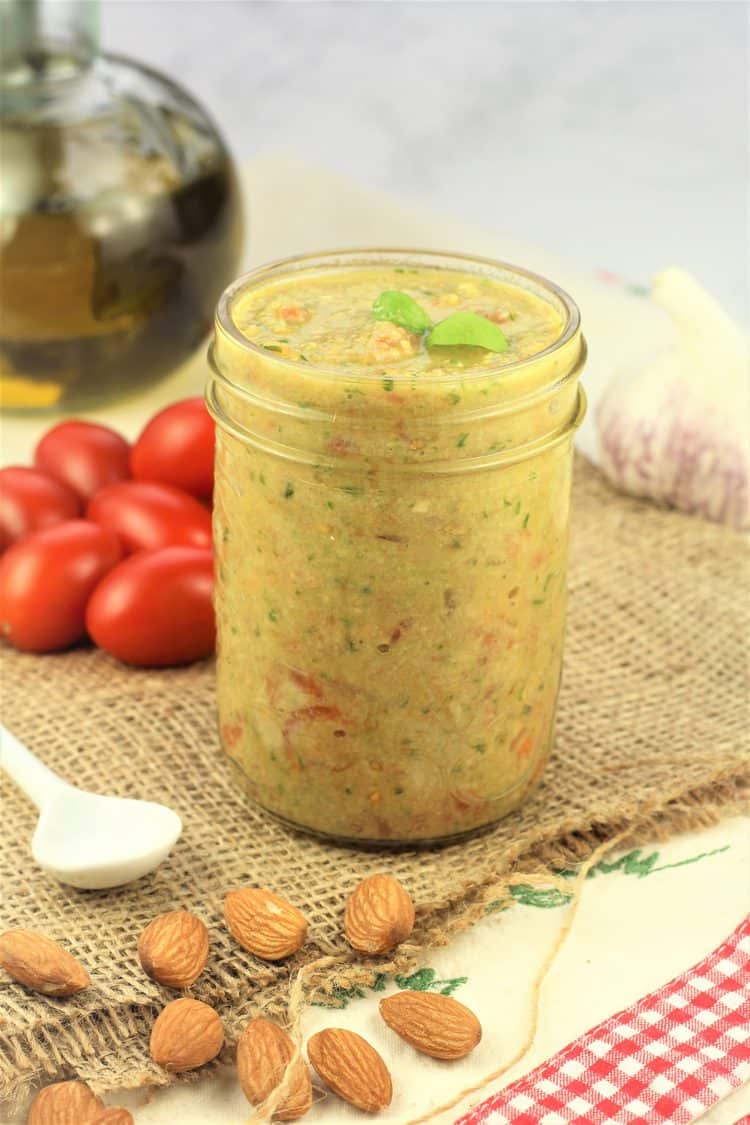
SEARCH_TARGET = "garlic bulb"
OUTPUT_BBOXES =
[596,268,749,530]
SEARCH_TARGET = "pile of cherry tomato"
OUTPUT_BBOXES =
[0,399,217,668]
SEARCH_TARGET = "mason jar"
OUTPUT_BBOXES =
[207,250,586,844]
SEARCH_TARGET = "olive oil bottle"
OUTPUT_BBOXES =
[0,0,243,411]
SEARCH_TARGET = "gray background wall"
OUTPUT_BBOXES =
[102,1,748,319]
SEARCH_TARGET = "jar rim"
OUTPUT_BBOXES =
[214,247,581,387]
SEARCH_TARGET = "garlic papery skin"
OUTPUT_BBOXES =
[596,269,750,530]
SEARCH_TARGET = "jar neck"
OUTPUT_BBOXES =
[0,0,99,90]
[208,250,586,472]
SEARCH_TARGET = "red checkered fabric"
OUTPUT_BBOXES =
[457,915,750,1124]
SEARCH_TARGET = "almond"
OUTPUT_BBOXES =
[344,874,415,954]
[138,910,209,989]
[224,887,307,961]
[149,997,224,1072]
[27,1080,103,1124]
[0,930,89,997]
[307,1028,392,1112]
[90,1111,135,1125]
[237,1016,312,1120]
[379,990,481,1059]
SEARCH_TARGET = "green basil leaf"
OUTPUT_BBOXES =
[428,311,509,352]
[372,290,432,334]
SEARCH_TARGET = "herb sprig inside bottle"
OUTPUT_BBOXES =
[372,290,509,353]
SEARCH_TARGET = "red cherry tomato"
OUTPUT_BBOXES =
[0,466,81,551]
[86,547,215,666]
[86,481,212,554]
[0,521,122,652]
[35,420,131,502]
[131,398,215,500]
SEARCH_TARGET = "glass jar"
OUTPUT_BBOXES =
[0,0,243,412]
[208,250,586,845]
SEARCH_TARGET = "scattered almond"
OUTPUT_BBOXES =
[90,1110,135,1125]
[307,1027,392,1113]
[237,1016,312,1120]
[344,874,415,954]
[149,997,224,1072]
[379,990,481,1059]
[27,1079,103,1124]
[224,887,307,961]
[138,910,209,989]
[0,930,90,997]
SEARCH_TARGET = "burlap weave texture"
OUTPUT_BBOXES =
[1,457,748,1114]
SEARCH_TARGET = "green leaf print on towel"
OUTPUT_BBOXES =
[313,966,468,1009]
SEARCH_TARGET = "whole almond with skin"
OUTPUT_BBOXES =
[27,1080,103,1124]
[379,990,482,1059]
[0,930,89,997]
[307,1028,392,1112]
[237,1016,312,1120]
[149,997,224,1072]
[224,887,307,961]
[344,874,415,954]
[90,1111,135,1125]
[138,910,209,989]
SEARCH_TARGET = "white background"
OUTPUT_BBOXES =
[101,0,748,320]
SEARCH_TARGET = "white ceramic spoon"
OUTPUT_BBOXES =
[0,724,182,889]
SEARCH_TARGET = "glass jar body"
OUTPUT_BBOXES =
[209,251,585,844]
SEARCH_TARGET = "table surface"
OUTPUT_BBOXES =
[3,122,748,1124]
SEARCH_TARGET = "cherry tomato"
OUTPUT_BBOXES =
[0,521,122,652]
[131,398,215,500]
[86,547,215,667]
[35,420,131,502]
[86,481,212,554]
[0,466,81,551]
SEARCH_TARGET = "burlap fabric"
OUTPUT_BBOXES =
[1,456,748,1115]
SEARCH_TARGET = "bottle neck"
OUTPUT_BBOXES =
[0,0,100,88]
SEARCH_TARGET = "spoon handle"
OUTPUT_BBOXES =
[0,725,71,810]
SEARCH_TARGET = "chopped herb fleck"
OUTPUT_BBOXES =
[456,433,469,448]
[268,609,278,622]
[382,377,394,392]
[262,344,283,352]
[522,512,530,528]
[449,392,462,404]
[284,482,295,499]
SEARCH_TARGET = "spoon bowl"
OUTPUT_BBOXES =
[1,724,182,889]
[32,788,183,889]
